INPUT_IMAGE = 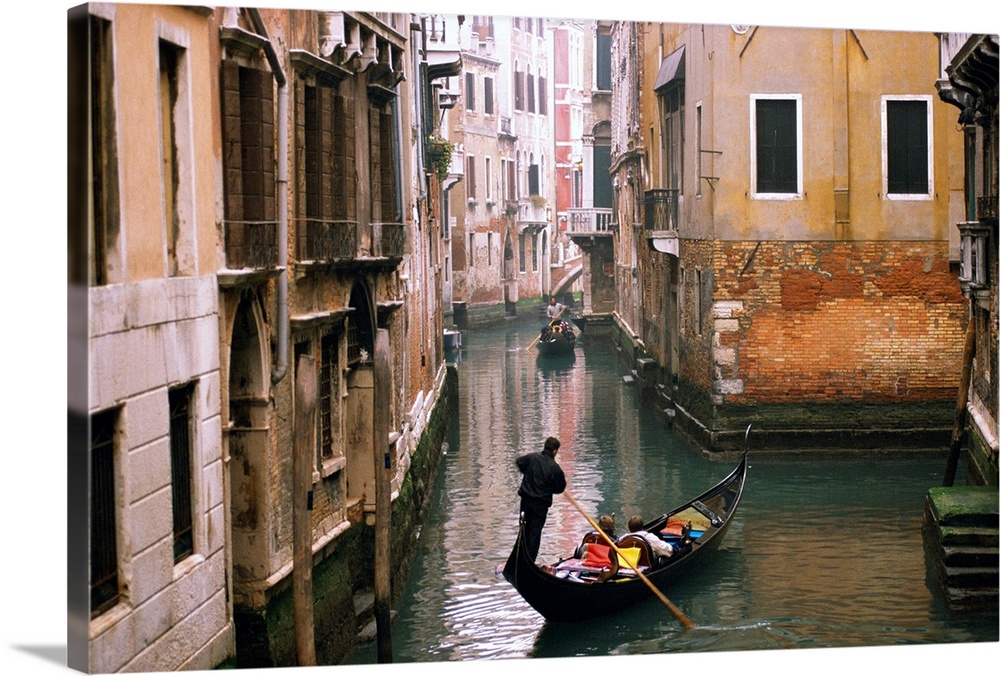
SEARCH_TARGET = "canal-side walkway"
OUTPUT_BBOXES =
[924,486,999,609]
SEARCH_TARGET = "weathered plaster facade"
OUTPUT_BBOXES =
[612,21,972,450]
[81,3,234,672]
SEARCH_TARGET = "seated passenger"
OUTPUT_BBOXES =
[623,514,675,560]
[597,514,616,540]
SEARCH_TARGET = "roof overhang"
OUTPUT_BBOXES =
[654,45,685,92]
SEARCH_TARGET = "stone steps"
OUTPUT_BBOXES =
[353,590,397,643]
[923,486,999,610]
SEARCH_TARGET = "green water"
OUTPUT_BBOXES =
[347,317,997,666]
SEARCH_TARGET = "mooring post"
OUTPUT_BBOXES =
[293,352,317,665]
[373,329,393,662]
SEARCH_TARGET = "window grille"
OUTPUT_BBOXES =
[90,408,119,617]
[169,386,194,563]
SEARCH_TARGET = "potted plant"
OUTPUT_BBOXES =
[426,135,454,181]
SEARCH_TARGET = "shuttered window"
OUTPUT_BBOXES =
[755,98,798,194]
[465,71,475,112]
[886,98,929,195]
[484,77,494,115]
[596,33,611,91]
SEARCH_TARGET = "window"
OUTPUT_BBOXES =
[89,13,121,286]
[483,76,494,115]
[220,60,277,268]
[465,71,476,112]
[751,94,802,198]
[538,74,547,116]
[514,65,524,111]
[156,23,197,277]
[661,81,685,194]
[696,103,703,197]
[883,96,932,198]
[528,161,540,196]
[369,104,399,222]
[469,233,475,268]
[519,231,526,272]
[487,232,494,266]
[169,384,195,563]
[319,333,341,462]
[527,70,535,113]
[694,270,703,335]
[505,158,517,201]
[485,156,493,202]
[596,33,612,91]
[91,407,120,617]
[466,155,477,200]
[593,142,612,208]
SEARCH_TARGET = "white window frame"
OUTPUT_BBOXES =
[749,93,803,200]
[881,94,934,201]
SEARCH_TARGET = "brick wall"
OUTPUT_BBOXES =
[713,240,967,404]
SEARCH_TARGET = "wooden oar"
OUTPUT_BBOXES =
[525,305,566,351]
[563,491,695,629]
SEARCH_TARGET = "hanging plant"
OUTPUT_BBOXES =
[426,135,454,181]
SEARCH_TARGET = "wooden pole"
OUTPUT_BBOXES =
[293,352,317,665]
[944,319,976,486]
[563,491,695,629]
[373,329,393,662]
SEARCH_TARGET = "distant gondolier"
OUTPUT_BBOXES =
[545,297,565,320]
[515,436,567,561]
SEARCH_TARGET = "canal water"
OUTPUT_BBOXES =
[346,317,997,669]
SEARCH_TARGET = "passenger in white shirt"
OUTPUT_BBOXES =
[623,515,675,559]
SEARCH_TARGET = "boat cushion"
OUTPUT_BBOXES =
[615,547,642,570]
[580,543,612,568]
[660,517,686,537]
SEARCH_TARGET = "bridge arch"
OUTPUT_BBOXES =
[551,264,583,299]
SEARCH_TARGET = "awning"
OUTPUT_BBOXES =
[653,45,685,92]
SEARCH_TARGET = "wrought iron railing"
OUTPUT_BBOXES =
[225,220,278,269]
[644,189,679,232]
[297,219,358,262]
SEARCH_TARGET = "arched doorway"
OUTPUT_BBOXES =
[228,295,270,582]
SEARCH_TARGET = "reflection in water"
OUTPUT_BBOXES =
[347,319,998,665]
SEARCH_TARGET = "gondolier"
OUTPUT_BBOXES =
[515,436,567,561]
[545,297,565,320]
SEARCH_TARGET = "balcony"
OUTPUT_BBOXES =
[499,115,516,140]
[565,208,614,236]
[515,198,549,227]
[375,221,406,258]
[958,219,992,300]
[297,220,358,262]
[644,189,679,255]
[224,220,278,270]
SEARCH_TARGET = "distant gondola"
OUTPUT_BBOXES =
[502,451,748,622]
[535,321,577,355]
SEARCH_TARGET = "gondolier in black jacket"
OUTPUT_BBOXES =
[516,436,567,561]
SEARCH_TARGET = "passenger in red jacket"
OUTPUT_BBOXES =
[516,436,567,561]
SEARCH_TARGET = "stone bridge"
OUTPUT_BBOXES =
[549,254,583,299]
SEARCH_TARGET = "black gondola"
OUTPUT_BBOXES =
[502,451,748,622]
[535,322,577,355]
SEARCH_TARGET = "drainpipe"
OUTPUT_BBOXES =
[247,8,290,384]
